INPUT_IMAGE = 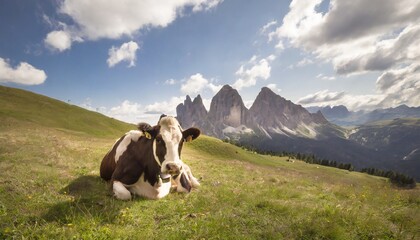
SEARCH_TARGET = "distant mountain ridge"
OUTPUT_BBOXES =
[177,85,337,139]
[307,104,420,126]
[177,85,420,180]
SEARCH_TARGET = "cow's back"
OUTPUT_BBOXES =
[100,136,124,181]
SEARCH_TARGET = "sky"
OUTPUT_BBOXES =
[1,0,419,124]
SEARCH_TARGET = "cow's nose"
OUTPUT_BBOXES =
[166,163,181,175]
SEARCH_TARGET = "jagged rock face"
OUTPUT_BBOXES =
[311,111,329,124]
[322,105,350,119]
[177,85,331,139]
[249,87,327,131]
[176,95,207,128]
[208,85,252,128]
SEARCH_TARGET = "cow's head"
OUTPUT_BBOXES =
[143,115,200,176]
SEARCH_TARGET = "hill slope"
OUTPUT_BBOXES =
[0,86,419,239]
[0,85,133,137]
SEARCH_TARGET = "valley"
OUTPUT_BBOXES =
[177,85,420,180]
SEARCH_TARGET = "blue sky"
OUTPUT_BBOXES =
[1,0,419,124]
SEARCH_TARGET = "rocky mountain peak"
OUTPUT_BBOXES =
[185,95,192,104]
[311,110,329,124]
[208,84,251,128]
[176,95,208,129]
[177,85,335,139]
[193,94,203,105]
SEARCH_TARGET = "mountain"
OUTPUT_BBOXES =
[1,85,418,239]
[177,85,336,140]
[306,105,351,119]
[177,85,420,179]
[207,85,255,138]
[176,94,216,135]
[348,118,420,179]
[249,87,331,139]
[307,104,420,126]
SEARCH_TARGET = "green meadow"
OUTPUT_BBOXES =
[0,86,419,239]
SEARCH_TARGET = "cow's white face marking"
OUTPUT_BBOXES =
[156,116,183,175]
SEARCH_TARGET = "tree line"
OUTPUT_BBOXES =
[361,168,416,188]
[223,138,416,189]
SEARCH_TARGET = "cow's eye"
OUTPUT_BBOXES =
[156,136,163,143]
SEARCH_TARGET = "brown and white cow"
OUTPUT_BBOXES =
[100,115,200,200]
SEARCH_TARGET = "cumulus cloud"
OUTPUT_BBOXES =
[272,0,420,76]
[298,90,346,105]
[266,83,282,93]
[145,96,186,115]
[44,30,72,51]
[271,0,420,110]
[375,63,420,107]
[232,55,275,90]
[181,73,222,95]
[105,100,143,123]
[192,0,224,12]
[0,58,47,85]
[298,63,420,110]
[79,96,187,124]
[297,90,384,111]
[107,41,139,68]
[45,0,223,51]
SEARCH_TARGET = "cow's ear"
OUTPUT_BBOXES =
[183,128,200,142]
[137,122,152,132]
[143,126,160,140]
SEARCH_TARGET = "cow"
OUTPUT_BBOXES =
[100,115,201,200]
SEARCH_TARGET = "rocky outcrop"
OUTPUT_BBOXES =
[177,85,333,139]
[176,95,207,129]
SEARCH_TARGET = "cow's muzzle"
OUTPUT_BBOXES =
[165,163,182,175]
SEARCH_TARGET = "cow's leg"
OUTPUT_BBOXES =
[186,169,200,188]
[113,181,131,200]
[173,173,192,193]
[182,163,200,188]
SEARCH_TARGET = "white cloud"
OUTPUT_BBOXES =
[274,41,285,51]
[298,63,420,110]
[298,91,384,111]
[316,73,336,81]
[232,55,275,90]
[272,0,420,76]
[165,79,177,85]
[375,63,420,107]
[181,73,222,95]
[44,30,72,52]
[192,0,224,12]
[105,100,143,124]
[107,41,140,68]
[266,83,282,93]
[298,90,346,105]
[260,20,278,35]
[296,58,314,67]
[0,58,47,85]
[45,0,223,51]
[272,0,420,110]
[145,96,186,115]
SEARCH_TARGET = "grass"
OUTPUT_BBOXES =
[0,86,419,239]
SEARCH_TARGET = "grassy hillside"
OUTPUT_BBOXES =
[0,86,419,239]
[0,85,133,137]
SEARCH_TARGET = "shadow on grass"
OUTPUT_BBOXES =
[42,175,134,224]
